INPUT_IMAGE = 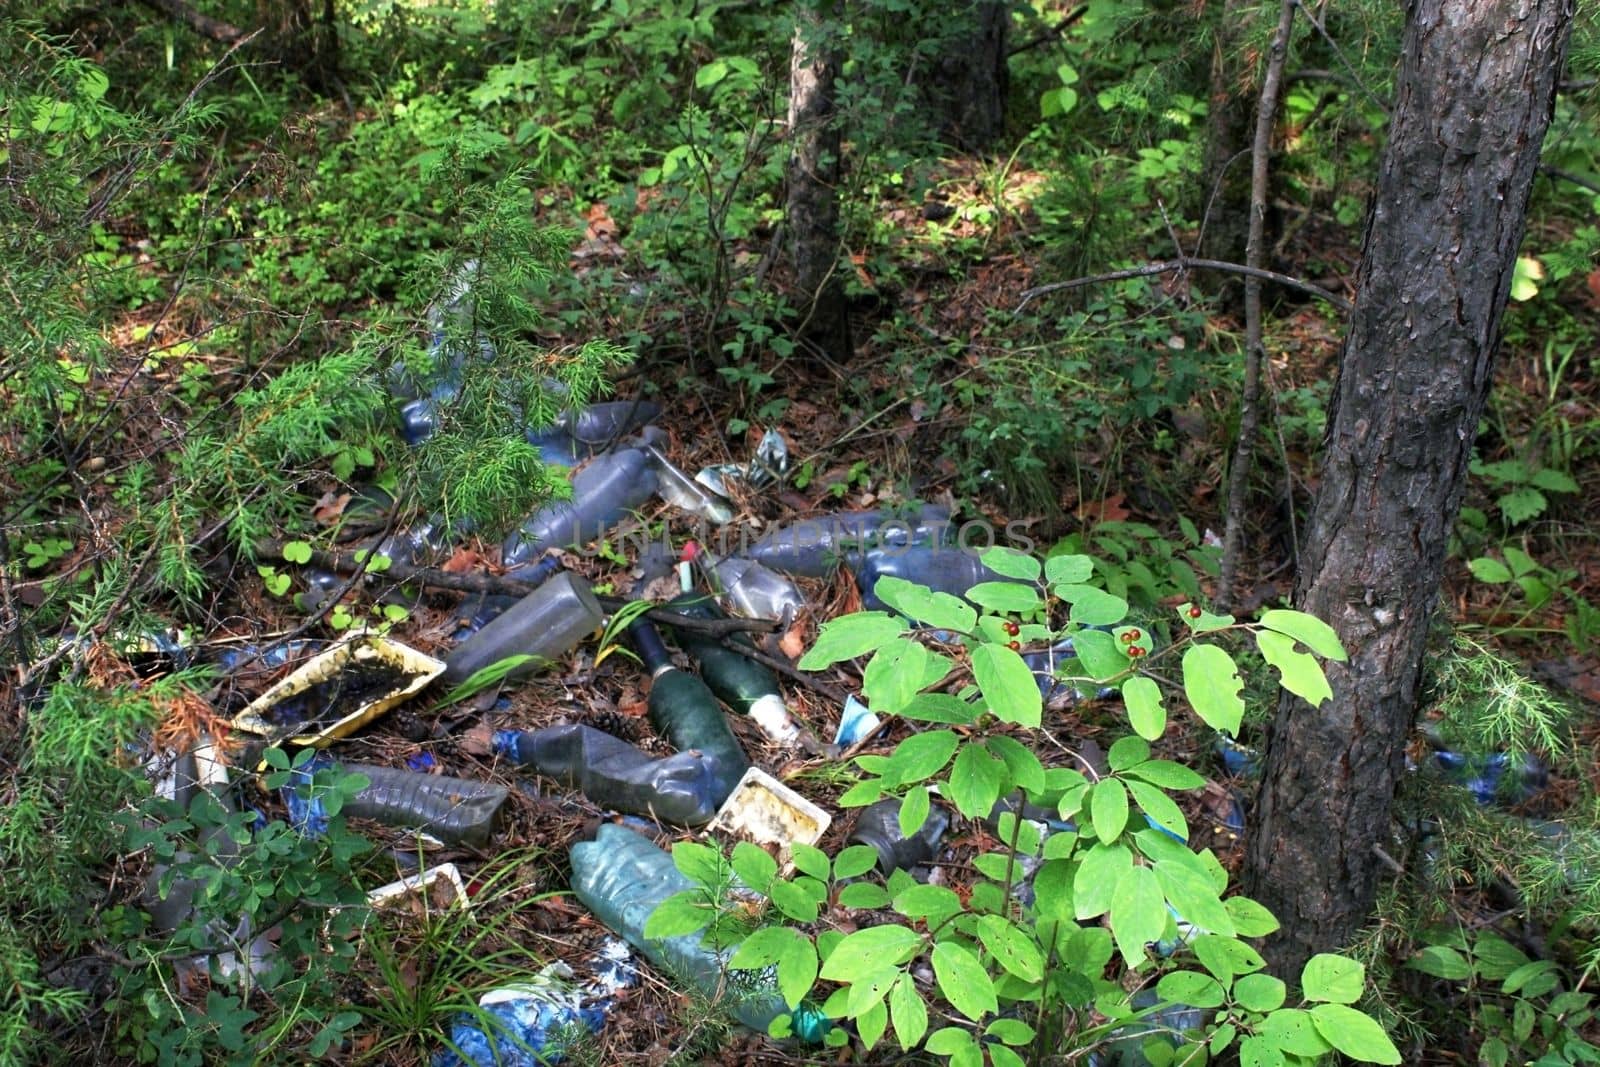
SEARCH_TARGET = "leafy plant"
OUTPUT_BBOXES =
[647,544,1400,1064]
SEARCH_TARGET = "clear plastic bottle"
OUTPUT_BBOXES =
[502,448,658,566]
[854,543,1026,612]
[284,757,508,847]
[628,619,749,800]
[740,506,953,577]
[493,724,729,826]
[443,570,605,684]
[569,823,831,1040]
[703,556,804,621]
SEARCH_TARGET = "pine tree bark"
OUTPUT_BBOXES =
[923,0,1010,150]
[786,1,852,365]
[1242,0,1573,978]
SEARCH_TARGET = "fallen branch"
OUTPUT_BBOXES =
[1015,256,1351,313]
[129,0,247,44]
[251,538,778,639]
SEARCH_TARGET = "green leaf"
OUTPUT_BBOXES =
[1107,736,1151,770]
[790,843,830,882]
[1127,779,1189,843]
[1499,486,1548,525]
[901,692,981,723]
[1180,602,1236,632]
[1259,609,1347,661]
[731,841,778,893]
[882,730,960,787]
[1157,971,1226,1008]
[1407,945,1472,981]
[1124,759,1206,790]
[1110,864,1166,966]
[1075,843,1131,919]
[1255,630,1334,707]
[838,882,891,909]
[932,941,999,1022]
[985,1019,1037,1048]
[1123,676,1167,740]
[799,612,908,669]
[820,925,923,982]
[967,581,1043,614]
[1072,627,1126,681]
[833,845,880,880]
[769,879,820,922]
[888,971,928,1050]
[1192,933,1266,981]
[1061,586,1130,626]
[1530,467,1579,493]
[947,742,1005,819]
[1469,556,1513,582]
[1224,896,1281,937]
[1240,1034,1287,1067]
[857,998,889,1049]
[643,892,712,939]
[1309,1003,1403,1063]
[1503,959,1559,996]
[1261,1008,1331,1057]
[1301,953,1365,1004]
[863,639,952,715]
[1045,554,1094,585]
[986,735,1046,793]
[281,540,313,564]
[1233,972,1288,1012]
[1153,860,1234,937]
[893,883,963,921]
[874,576,977,633]
[1091,779,1130,842]
[976,914,1045,982]
[971,643,1043,727]
[899,787,932,842]
[1183,644,1245,735]
[979,547,1041,582]
[926,1026,978,1057]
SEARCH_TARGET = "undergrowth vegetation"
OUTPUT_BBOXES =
[2,0,1598,1063]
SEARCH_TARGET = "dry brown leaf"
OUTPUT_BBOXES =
[441,546,487,574]
[778,621,808,660]
[312,490,351,526]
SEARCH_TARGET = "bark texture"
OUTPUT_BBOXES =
[786,2,852,365]
[1242,0,1573,978]
[923,0,1010,150]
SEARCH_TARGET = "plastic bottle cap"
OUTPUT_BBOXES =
[747,694,800,744]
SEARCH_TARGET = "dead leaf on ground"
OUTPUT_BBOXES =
[312,490,351,526]
[441,546,488,574]
[1078,492,1131,524]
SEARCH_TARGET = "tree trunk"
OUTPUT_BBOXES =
[1242,0,1572,979]
[1198,0,1255,283]
[923,0,1010,150]
[786,1,852,366]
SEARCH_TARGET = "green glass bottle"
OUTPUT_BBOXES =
[628,618,749,795]
[665,592,799,745]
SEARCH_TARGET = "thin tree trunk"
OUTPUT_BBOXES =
[786,2,852,365]
[1242,0,1573,978]
[1217,0,1295,612]
[924,0,1010,150]
[1198,0,1255,280]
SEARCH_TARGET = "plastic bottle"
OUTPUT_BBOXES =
[502,448,658,566]
[703,555,804,621]
[569,823,831,1040]
[561,400,661,450]
[284,757,508,847]
[662,593,799,745]
[443,570,605,685]
[855,544,1019,612]
[740,505,954,577]
[493,725,729,827]
[645,445,734,524]
[628,619,749,800]
[847,796,951,876]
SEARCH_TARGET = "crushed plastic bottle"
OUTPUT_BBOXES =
[741,505,954,577]
[701,554,804,621]
[662,592,800,745]
[443,570,605,685]
[848,796,951,876]
[284,756,508,847]
[502,448,658,566]
[569,823,831,1040]
[492,725,731,827]
[629,618,749,801]
[527,400,662,468]
[1431,749,1547,807]
[645,444,734,524]
[434,939,638,1067]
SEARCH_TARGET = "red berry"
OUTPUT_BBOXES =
[1121,629,1141,643]
[1008,640,1021,651]
[1188,606,1203,619]
[1128,645,1144,658]
[1003,621,1020,636]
